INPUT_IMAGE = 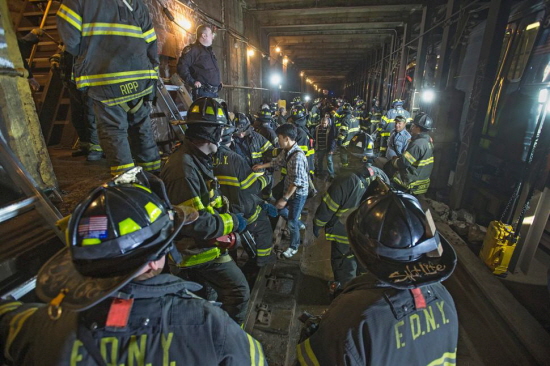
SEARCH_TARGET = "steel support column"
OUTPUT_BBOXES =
[413,5,431,96]
[377,42,386,101]
[435,0,460,90]
[450,0,512,209]
[397,22,410,99]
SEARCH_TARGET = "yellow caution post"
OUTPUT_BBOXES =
[479,221,518,275]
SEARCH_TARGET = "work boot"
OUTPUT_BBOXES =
[86,150,104,161]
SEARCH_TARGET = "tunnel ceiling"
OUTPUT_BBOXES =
[245,0,428,91]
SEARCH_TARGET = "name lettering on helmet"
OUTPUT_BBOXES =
[120,81,139,95]
[388,262,446,284]
[393,300,451,350]
[69,332,175,366]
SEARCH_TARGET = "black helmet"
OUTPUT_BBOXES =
[186,97,230,126]
[393,99,404,107]
[256,109,273,122]
[292,96,302,105]
[347,190,457,289]
[346,132,375,159]
[314,98,322,104]
[270,102,278,113]
[355,99,365,108]
[234,113,251,133]
[412,112,434,131]
[36,168,198,311]
[291,105,306,120]
[353,96,361,104]
[342,103,352,112]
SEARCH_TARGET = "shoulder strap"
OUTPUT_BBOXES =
[77,324,108,366]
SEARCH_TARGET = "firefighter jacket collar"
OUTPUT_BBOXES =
[183,138,215,179]
[120,274,202,299]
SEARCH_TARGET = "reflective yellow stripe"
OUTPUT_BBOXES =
[349,127,360,133]
[409,178,431,194]
[102,85,155,106]
[306,149,315,157]
[0,302,22,317]
[217,175,240,187]
[75,69,156,86]
[247,334,256,365]
[241,172,259,189]
[137,160,161,171]
[322,193,340,212]
[260,141,272,153]
[417,157,434,167]
[299,145,308,153]
[404,151,417,165]
[82,22,143,38]
[427,349,457,366]
[258,175,268,189]
[247,206,262,224]
[57,4,82,31]
[6,307,38,362]
[110,162,135,175]
[220,213,234,235]
[180,247,221,267]
[281,167,287,175]
[143,27,157,43]
[296,339,320,366]
[383,115,393,123]
[335,208,349,217]
[257,247,272,256]
[326,233,349,244]
[314,218,326,226]
[342,141,350,146]
[251,152,263,158]
[181,197,205,211]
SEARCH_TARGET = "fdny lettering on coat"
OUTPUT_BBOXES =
[70,332,174,366]
[393,301,451,349]
[212,155,229,166]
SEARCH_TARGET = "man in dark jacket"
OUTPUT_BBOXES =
[161,98,250,324]
[0,169,265,365]
[313,133,388,288]
[177,25,221,100]
[298,190,458,366]
[57,0,161,176]
[314,116,336,179]
[391,112,434,195]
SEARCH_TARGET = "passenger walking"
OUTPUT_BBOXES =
[314,116,336,180]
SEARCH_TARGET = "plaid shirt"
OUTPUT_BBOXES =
[272,142,309,196]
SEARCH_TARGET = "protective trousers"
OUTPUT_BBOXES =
[67,83,101,152]
[93,99,161,176]
[248,210,275,266]
[182,255,250,325]
[331,241,366,286]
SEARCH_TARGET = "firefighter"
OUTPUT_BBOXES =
[307,98,323,135]
[291,96,303,107]
[313,133,389,289]
[369,97,382,134]
[254,109,278,146]
[336,103,360,168]
[353,99,369,133]
[0,171,266,365]
[213,125,276,267]
[57,0,161,176]
[288,105,315,176]
[298,190,458,366]
[378,99,412,155]
[391,112,435,196]
[161,98,250,324]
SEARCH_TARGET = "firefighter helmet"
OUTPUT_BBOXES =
[393,99,404,107]
[314,98,322,104]
[353,96,361,104]
[412,112,434,131]
[342,103,352,112]
[291,104,306,120]
[186,97,230,126]
[256,109,273,122]
[292,96,302,105]
[221,124,236,144]
[355,99,365,107]
[36,172,198,311]
[347,190,457,289]
[234,113,251,133]
[346,132,375,159]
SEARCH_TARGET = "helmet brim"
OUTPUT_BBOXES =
[347,209,457,289]
[36,206,199,312]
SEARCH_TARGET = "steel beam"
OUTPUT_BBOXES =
[397,22,410,98]
[412,5,432,92]
[434,0,460,90]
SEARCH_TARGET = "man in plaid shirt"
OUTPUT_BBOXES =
[253,124,309,258]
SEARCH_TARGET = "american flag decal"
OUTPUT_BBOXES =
[78,216,108,239]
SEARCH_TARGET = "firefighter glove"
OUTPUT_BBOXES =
[235,213,248,233]
[313,225,321,238]
[31,28,44,36]
[261,202,278,218]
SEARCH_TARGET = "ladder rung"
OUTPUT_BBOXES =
[18,25,56,31]
[22,11,57,17]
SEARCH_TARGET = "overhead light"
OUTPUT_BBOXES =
[247,49,255,57]
[300,72,304,77]
[304,95,311,102]
[422,89,436,103]
[275,46,281,53]
[270,74,282,86]
[282,56,288,65]
[181,18,192,30]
